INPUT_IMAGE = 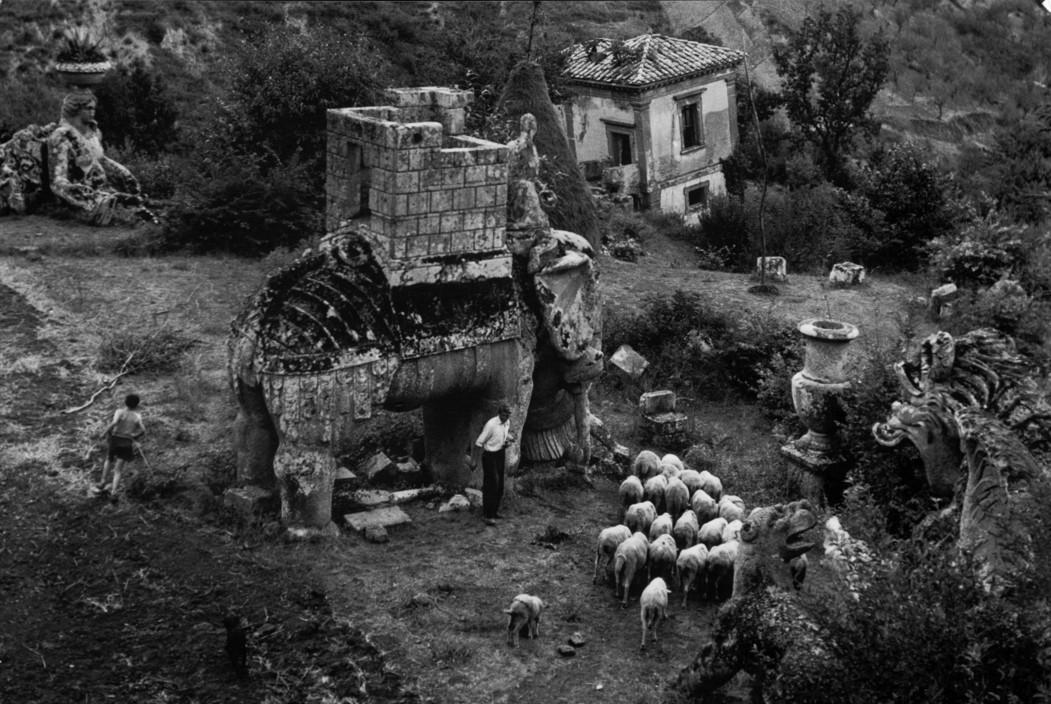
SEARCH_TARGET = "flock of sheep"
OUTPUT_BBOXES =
[593,450,804,649]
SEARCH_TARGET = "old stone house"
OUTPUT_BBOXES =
[560,34,745,221]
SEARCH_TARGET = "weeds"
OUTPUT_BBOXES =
[96,325,196,374]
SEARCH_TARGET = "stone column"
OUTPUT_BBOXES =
[781,318,859,503]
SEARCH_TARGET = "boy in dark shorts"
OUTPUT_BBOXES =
[97,393,146,495]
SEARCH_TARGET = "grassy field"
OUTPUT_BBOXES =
[0,214,928,703]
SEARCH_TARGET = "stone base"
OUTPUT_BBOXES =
[640,411,690,443]
[344,506,412,532]
[781,440,847,505]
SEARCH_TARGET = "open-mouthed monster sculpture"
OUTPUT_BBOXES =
[672,500,841,703]
[229,89,602,536]
[873,328,1051,593]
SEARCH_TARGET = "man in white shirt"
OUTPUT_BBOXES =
[470,403,514,526]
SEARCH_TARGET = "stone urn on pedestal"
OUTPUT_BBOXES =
[781,318,859,503]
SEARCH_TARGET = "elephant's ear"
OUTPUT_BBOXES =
[532,230,600,363]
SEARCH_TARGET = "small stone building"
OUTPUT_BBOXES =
[560,34,744,221]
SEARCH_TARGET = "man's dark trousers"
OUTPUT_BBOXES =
[482,448,505,519]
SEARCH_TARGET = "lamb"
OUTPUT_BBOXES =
[619,475,644,510]
[664,476,690,520]
[679,469,704,497]
[672,509,700,551]
[675,544,709,607]
[625,500,657,535]
[593,524,632,584]
[690,488,718,524]
[697,470,723,500]
[643,474,668,513]
[649,512,674,541]
[647,533,679,585]
[718,494,746,522]
[659,461,681,479]
[721,518,743,544]
[504,594,544,647]
[697,516,728,548]
[613,532,650,607]
[632,450,661,479]
[660,453,685,474]
[639,577,670,649]
[706,540,739,600]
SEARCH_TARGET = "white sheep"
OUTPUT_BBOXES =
[679,469,704,497]
[718,494,746,522]
[706,540,739,600]
[619,475,644,510]
[625,500,657,535]
[640,577,670,649]
[613,532,650,607]
[660,453,685,474]
[721,518,743,544]
[632,450,661,479]
[649,512,674,541]
[593,524,632,584]
[698,516,728,548]
[504,594,544,647]
[647,533,678,585]
[697,470,723,500]
[672,509,700,551]
[690,488,719,524]
[643,474,668,513]
[664,476,690,520]
[675,544,709,607]
[659,461,681,479]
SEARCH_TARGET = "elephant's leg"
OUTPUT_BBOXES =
[422,398,476,488]
[232,378,278,489]
[273,440,338,536]
[568,382,592,469]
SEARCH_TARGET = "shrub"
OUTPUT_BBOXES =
[928,211,1029,289]
[97,326,197,374]
[696,194,750,270]
[93,59,180,156]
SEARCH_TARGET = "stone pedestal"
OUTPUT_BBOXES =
[638,390,690,448]
[756,256,788,282]
[828,262,866,287]
[781,318,858,503]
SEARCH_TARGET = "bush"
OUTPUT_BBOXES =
[928,210,1028,289]
[696,194,750,270]
[93,59,180,156]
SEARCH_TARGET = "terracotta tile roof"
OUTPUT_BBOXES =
[562,34,745,88]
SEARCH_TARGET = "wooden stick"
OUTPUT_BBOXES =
[60,352,136,415]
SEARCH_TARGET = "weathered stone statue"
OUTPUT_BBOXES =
[873,328,1051,594]
[228,89,602,536]
[672,500,844,703]
[0,91,156,224]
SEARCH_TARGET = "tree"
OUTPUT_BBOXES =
[773,8,889,184]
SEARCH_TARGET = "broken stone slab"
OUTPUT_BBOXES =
[353,489,392,508]
[568,632,586,648]
[364,525,390,543]
[639,390,676,415]
[391,486,441,504]
[928,283,958,319]
[334,467,357,485]
[612,443,631,465]
[359,452,397,483]
[829,262,866,287]
[395,457,424,484]
[756,256,788,282]
[464,488,483,508]
[557,645,577,657]
[223,486,276,515]
[344,506,412,532]
[610,344,649,379]
[438,494,472,514]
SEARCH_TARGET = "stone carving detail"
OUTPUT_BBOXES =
[230,89,602,534]
[873,328,1051,593]
[673,501,839,703]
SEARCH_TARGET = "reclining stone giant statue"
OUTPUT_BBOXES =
[229,88,602,536]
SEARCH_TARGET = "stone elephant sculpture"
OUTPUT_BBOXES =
[228,111,602,536]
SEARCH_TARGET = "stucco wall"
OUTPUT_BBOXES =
[659,172,727,225]
[647,74,735,186]
[563,92,637,165]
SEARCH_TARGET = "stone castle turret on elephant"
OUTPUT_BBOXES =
[228,88,602,536]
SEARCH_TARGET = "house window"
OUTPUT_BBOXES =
[685,183,709,211]
[607,128,634,166]
[681,101,703,150]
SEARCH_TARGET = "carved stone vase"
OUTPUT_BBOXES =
[781,318,858,502]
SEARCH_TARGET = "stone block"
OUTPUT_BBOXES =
[639,411,691,446]
[344,506,412,532]
[223,486,276,515]
[756,256,788,282]
[464,488,483,508]
[640,390,676,415]
[353,489,392,508]
[829,262,866,286]
[360,452,397,483]
[610,344,649,379]
[395,457,424,483]
[364,525,390,543]
[929,283,959,319]
[334,467,357,486]
[391,486,441,504]
[438,494,472,513]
